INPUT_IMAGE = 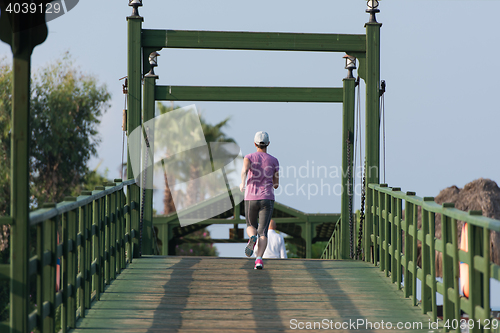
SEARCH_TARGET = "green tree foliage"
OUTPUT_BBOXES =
[0,55,111,209]
[30,55,111,205]
[0,59,12,217]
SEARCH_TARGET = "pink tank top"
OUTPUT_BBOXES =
[244,152,279,201]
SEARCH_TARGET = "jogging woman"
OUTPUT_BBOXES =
[240,131,279,269]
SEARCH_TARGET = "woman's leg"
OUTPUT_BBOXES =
[255,200,274,258]
[245,200,259,237]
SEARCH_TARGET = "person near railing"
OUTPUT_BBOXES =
[240,131,280,269]
[253,219,287,259]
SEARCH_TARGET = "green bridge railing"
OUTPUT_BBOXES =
[322,183,500,333]
[1,179,137,333]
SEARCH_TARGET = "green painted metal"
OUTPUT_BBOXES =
[127,13,143,259]
[155,85,344,103]
[141,75,157,255]
[142,29,366,53]
[362,183,500,330]
[152,192,340,257]
[8,180,135,332]
[340,78,355,259]
[364,21,382,265]
[9,53,31,333]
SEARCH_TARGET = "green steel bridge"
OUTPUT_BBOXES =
[1,1,500,332]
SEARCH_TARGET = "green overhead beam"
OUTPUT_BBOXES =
[155,86,343,103]
[142,29,366,53]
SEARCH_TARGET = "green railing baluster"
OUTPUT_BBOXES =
[77,203,85,319]
[403,194,413,298]
[36,221,43,332]
[104,191,110,285]
[110,186,117,280]
[43,212,57,332]
[467,220,478,333]
[67,206,77,329]
[411,200,418,307]
[451,217,461,324]
[126,183,133,263]
[429,210,437,322]
[100,194,106,292]
[91,195,99,301]
[378,185,386,271]
[372,186,378,265]
[87,199,94,308]
[61,210,68,332]
[483,227,491,326]
[384,189,390,277]
[421,202,431,315]
[441,204,454,327]
[395,193,402,289]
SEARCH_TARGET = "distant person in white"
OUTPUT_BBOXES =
[254,219,287,259]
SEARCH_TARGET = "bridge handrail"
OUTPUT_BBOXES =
[4,179,139,333]
[29,179,136,225]
[320,218,341,260]
[367,183,499,332]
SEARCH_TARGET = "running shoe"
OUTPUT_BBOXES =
[254,258,263,270]
[245,235,257,257]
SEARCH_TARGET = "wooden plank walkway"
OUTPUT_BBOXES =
[72,257,433,332]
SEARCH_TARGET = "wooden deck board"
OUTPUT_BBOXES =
[72,257,432,332]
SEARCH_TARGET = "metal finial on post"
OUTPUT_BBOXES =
[366,0,380,23]
[147,51,160,77]
[343,54,357,79]
[128,0,143,17]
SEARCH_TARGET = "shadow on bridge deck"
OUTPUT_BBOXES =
[72,257,432,332]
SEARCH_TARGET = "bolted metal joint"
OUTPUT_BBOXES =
[147,51,160,76]
[128,0,143,17]
[343,54,357,79]
[366,0,380,23]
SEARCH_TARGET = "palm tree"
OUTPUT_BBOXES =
[156,103,235,214]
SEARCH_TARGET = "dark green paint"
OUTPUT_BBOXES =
[340,78,355,259]
[155,85,344,103]
[142,29,366,53]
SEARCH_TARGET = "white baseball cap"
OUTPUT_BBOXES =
[254,131,270,145]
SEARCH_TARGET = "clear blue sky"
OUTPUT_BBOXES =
[1,1,499,258]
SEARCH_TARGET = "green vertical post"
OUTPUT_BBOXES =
[9,52,31,333]
[92,195,102,300]
[421,202,432,315]
[104,193,110,285]
[403,196,414,299]
[110,189,117,278]
[61,211,69,332]
[441,204,455,327]
[43,215,57,333]
[142,74,157,255]
[411,201,418,306]
[340,77,355,259]
[364,15,381,266]
[305,220,312,259]
[126,184,133,263]
[84,200,95,308]
[67,207,77,329]
[127,7,143,258]
[429,211,437,321]
[451,218,461,321]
